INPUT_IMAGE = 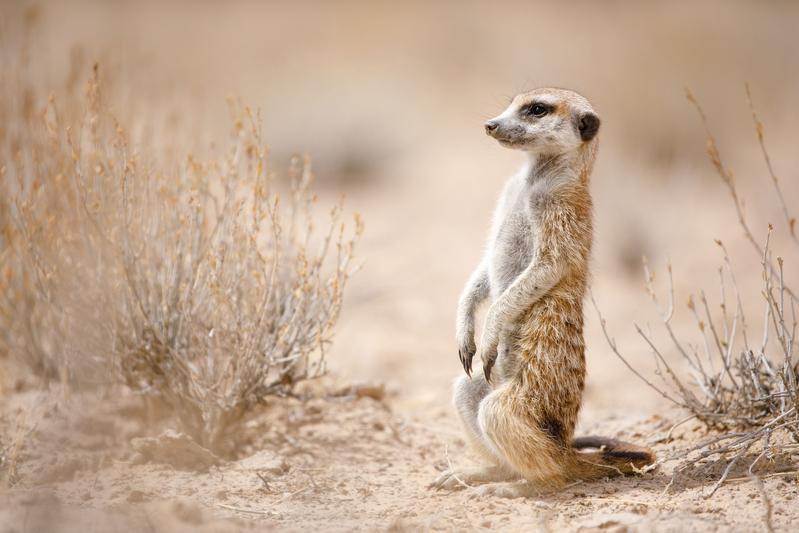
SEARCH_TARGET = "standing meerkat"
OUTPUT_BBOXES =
[431,88,655,497]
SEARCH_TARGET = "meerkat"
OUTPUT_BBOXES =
[431,88,655,498]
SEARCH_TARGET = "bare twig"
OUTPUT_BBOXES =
[590,292,682,407]
[750,474,775,533]
[745,84,797,248]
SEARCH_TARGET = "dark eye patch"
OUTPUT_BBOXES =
[523,102,550,118]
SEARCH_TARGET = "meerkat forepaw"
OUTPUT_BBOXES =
[477,337,499,382]
[459,349,473,377]
[457,336,476,377]
[482,352,497,382]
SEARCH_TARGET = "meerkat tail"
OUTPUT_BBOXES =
[567,436,656,480]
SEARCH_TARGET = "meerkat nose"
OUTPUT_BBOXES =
[484,120,499,134]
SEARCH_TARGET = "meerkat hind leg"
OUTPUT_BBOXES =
[452,374,499,462]
[430,465,520,491]
[470,480,540,499]
[431,375,520,491]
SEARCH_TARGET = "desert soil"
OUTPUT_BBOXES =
[1,370,797,532]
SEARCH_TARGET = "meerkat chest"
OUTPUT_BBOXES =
[488,181,541,297]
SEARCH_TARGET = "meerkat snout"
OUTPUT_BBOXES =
[484,120,499,134]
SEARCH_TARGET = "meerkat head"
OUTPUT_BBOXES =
[484,88,600,154]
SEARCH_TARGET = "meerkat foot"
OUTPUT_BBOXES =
[429,466,517,491]
[469,481,537,500]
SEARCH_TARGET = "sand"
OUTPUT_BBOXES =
[1,372,797,532]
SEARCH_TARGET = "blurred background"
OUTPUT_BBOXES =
[3,0,798,419]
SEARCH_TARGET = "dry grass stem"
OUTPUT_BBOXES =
[750,474,775,533]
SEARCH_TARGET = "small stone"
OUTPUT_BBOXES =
[131,430,220,471]
[126,490,148,503]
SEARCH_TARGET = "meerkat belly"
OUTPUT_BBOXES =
[488,206,535,298]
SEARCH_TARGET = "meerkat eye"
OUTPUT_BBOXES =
[525,103,549,118]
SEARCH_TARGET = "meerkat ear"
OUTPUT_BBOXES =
[577,112,600,142]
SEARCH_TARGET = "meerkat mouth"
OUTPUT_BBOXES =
[497,138,525,147]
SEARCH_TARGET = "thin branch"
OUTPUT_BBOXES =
[745,84,797,247]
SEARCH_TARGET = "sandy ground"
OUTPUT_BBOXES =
[1,380,797,532]
[2,1,799,531]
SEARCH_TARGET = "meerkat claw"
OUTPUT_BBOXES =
[483,355,496,383]
[459,346,475,377]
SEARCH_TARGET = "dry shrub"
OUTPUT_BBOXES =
[0,53,361,449]
[594,87,797,495]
